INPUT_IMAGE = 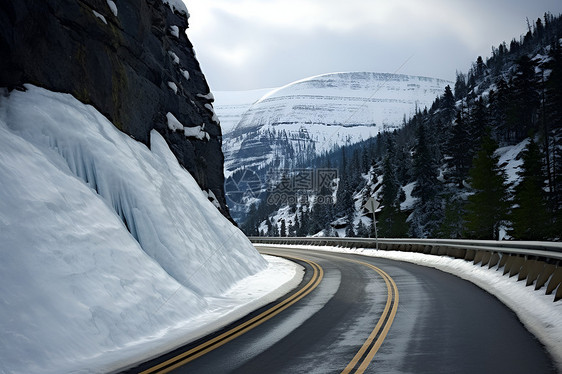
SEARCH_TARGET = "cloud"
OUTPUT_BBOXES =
[185,0,562,90]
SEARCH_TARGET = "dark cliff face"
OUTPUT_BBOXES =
[0,0,231,218]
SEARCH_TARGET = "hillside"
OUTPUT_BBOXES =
[221,72,451,223]
[243,13,562,241]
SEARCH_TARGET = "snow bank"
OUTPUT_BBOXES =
[257,244,562,371]
[0,85,299,373]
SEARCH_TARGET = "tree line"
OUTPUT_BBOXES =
[242,13,562,241]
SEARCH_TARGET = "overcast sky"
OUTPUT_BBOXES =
[184,0,562,91]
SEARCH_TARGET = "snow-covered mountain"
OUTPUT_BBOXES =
[218,72,452,223]
[232,72,451,136]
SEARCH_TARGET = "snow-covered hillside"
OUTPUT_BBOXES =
[232,72,451,137]
[0,85,299,373]
[219,72,451,223]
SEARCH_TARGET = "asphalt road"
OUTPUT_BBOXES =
[130,246,556,374]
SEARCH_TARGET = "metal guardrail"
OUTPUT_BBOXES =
[249,237,562,302]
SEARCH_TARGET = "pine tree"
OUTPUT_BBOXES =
[454,72,469,101]
[437,195,465,239]
[345,223,356,237]
[510,55,539,140]
[378,206,409,238]
[448,110,472,187]
[412,123,439,204]
[510,139,551,239]
[545,40,562,211]
[310,183,332,234]
[381,138,399,205]
[442,85,456,122]
[469,98,488,147]
[475,56,486,79]
[297,208,309,236]
[463,133,509,239]
[335,148,353,217]
[378,137,409,237]
[280,219,286,237]
[355,220,369,237]
[489,78,510,141]
[410,122,443,237]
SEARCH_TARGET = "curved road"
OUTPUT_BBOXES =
[127,246,556,374]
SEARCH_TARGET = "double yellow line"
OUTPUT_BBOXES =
[140,255,323,374]
[341,259,399,374]
[140,252,398,374]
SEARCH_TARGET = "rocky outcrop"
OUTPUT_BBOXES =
[0,0,230,217]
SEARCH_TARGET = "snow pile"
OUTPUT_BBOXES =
[257,244,562,370]
[0,85,299,373]
[162,0,189,17]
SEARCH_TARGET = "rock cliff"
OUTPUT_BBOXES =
[0,0,230,217]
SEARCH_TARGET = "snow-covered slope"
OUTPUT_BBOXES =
[220,72,451,223]
[222,72,452,176]
[232,72,451,137]
[0,85,300,373]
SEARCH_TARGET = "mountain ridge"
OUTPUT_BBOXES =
[218,71,452,223]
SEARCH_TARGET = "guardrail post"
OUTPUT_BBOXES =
[522,259,544,286]
[545,266,562,298]
[509,256,525,278]
[535,264,556,291]
[473,250,484,265]
[480,251,492,267]
[446,247,465,259]
[518,258,533,282]
[488,252,501,268]
[500,254,514,275]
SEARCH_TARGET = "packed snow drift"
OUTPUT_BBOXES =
[0,85,300,373]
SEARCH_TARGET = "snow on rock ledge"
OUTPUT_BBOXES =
[163,0,190,17]
[167,112,210,140]
[0,85,268,373]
